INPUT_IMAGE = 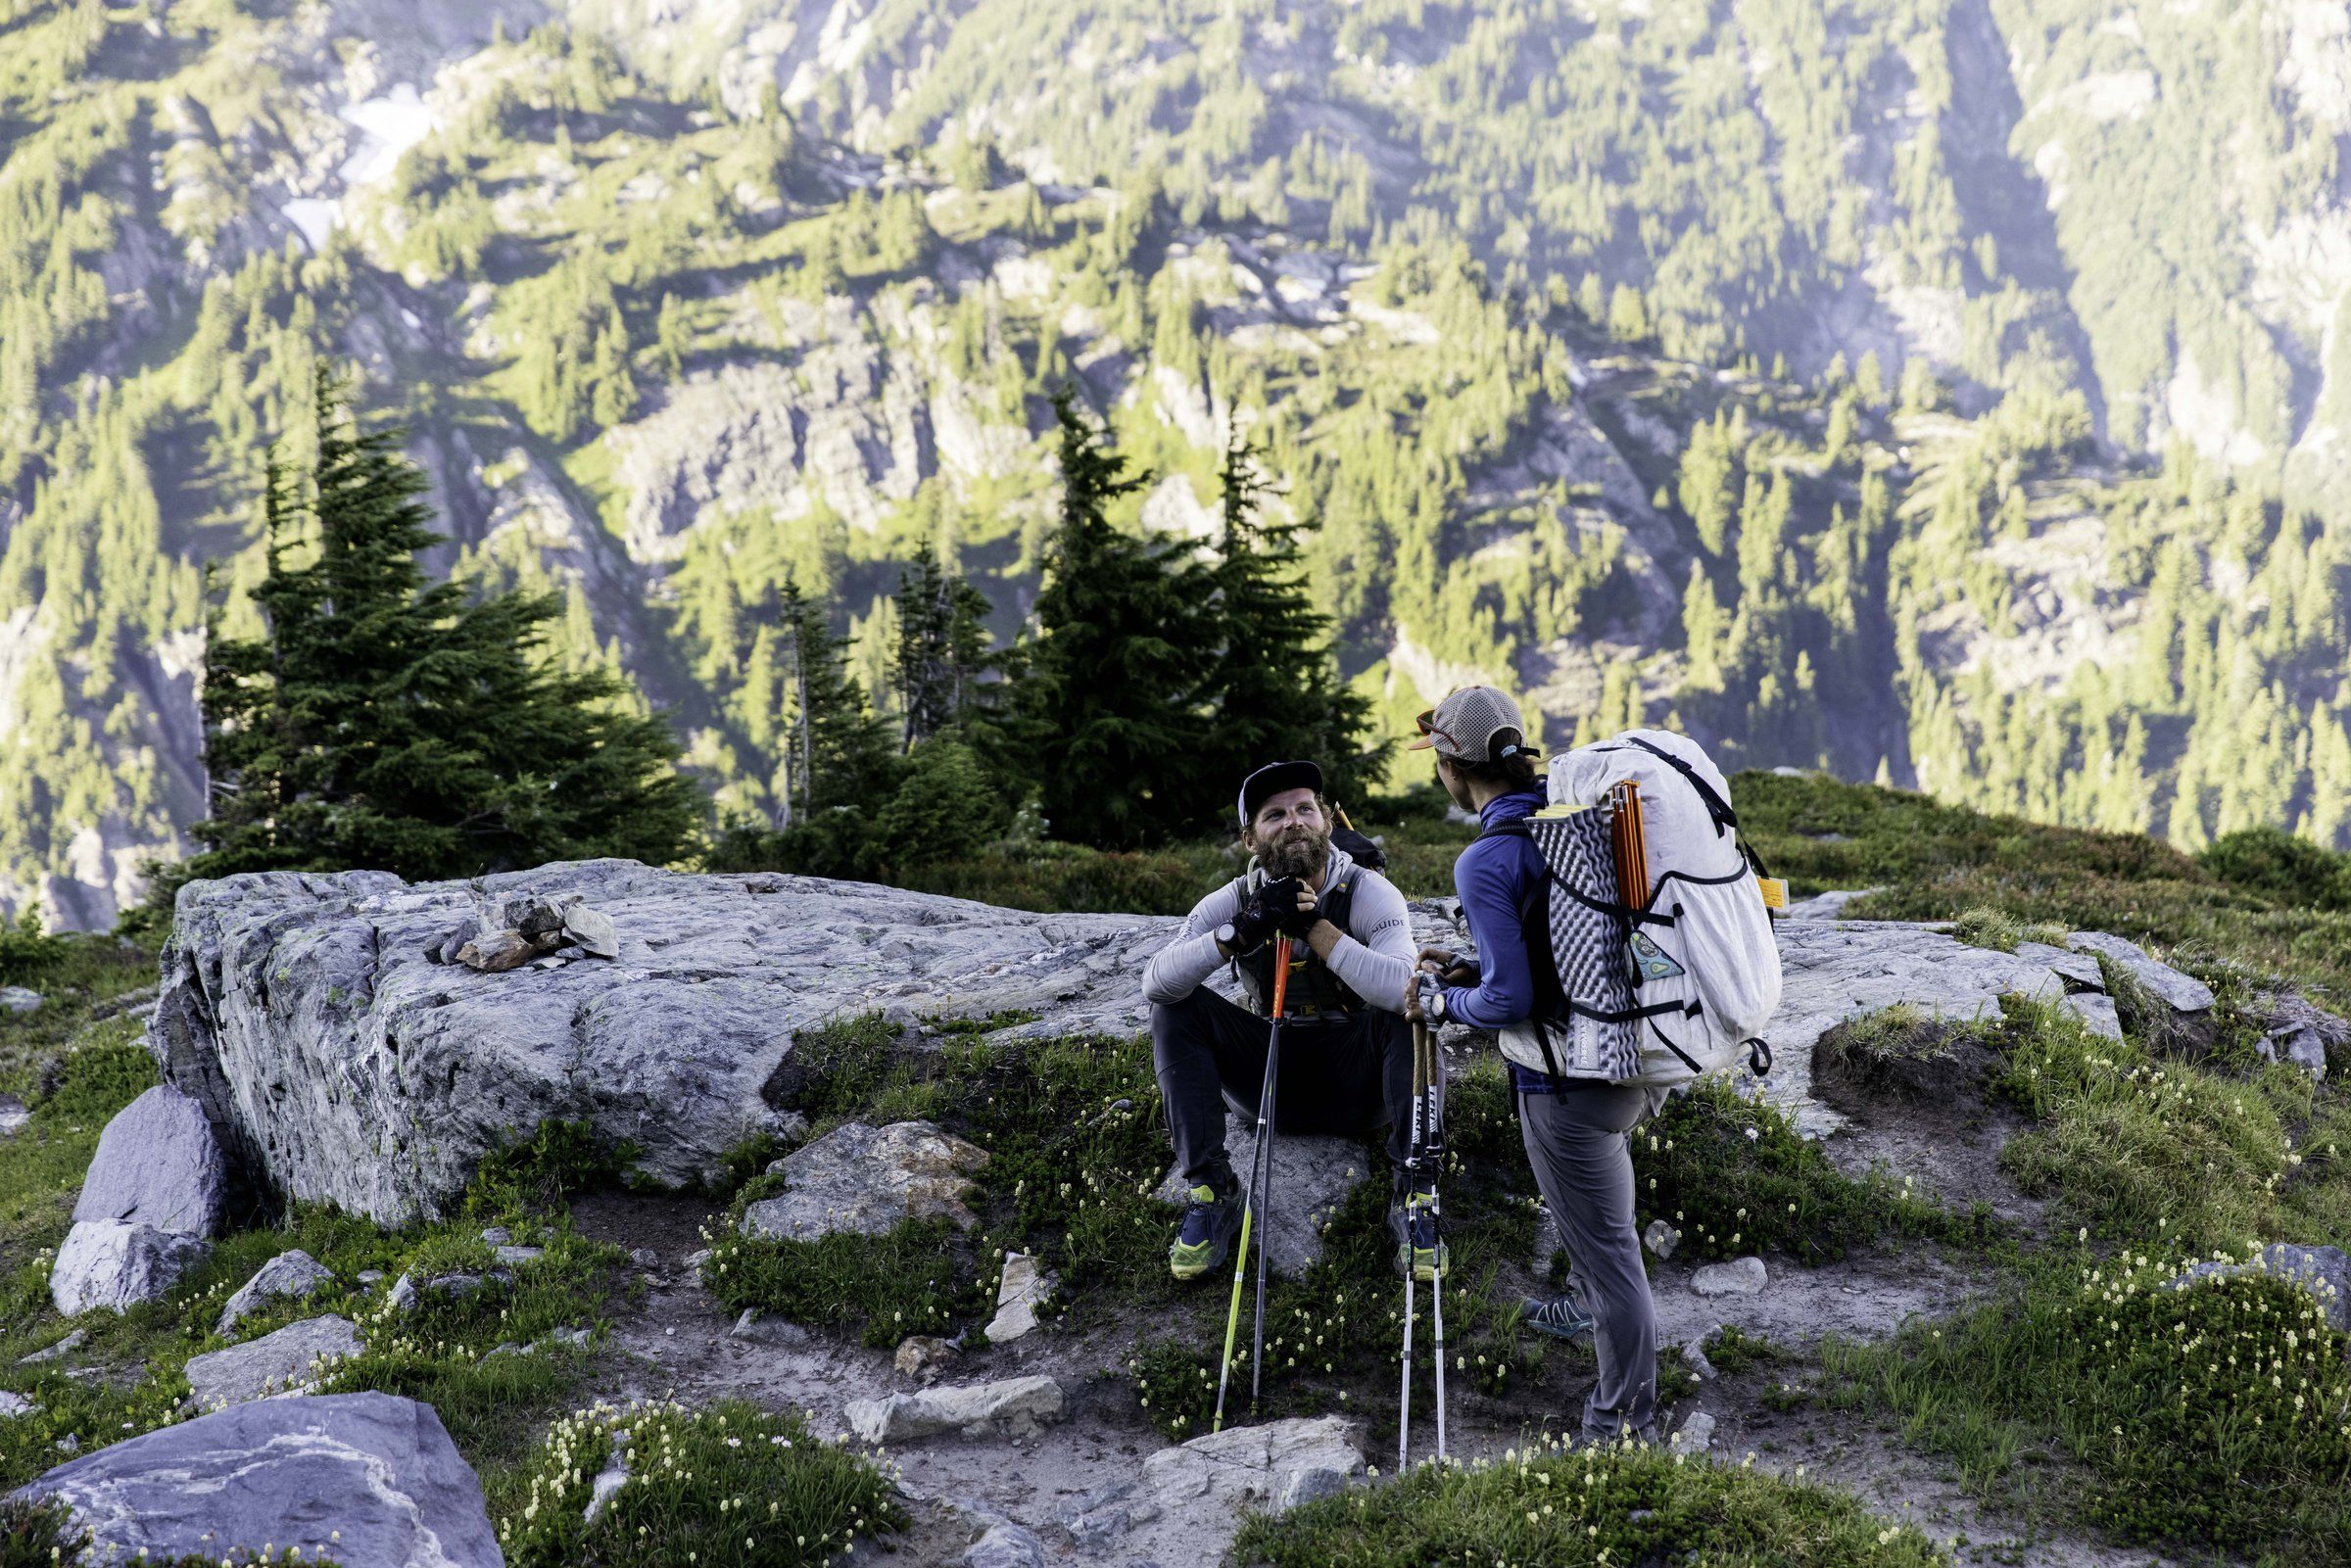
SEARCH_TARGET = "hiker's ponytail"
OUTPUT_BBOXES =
[1448,729,1540,791]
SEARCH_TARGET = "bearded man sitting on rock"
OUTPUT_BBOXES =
[1140,759,1441,1284]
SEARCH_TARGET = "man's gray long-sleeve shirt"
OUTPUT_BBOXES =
[1140,844,1417,1013]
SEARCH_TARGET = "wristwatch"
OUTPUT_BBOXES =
[1215,921,1239,954]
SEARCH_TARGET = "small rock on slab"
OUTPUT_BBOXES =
[217,1249,335,1337]
[1670,1410,1715,1454]
[2060,992,2125,1041]
[2177,1243,2351,1332]
[845,1375,1066,1445]
[73,1083,224,1236]
[893,1334,959,1380]
[562,905,619,959]
[1155,1111,1366,1275]
[454,929,537,973]
[1691,1256,1767,1298]
[51,1222,210,1316]
[742,1120,989,1243]
[14,1391,499,1568]
[1141,1415,1362,1520]
[1643,1219,1681,1260]
[2066,931,2216,1013]
[0,986,41,1015]
[984,1252,1054,1344]
[183,1314,362,1411]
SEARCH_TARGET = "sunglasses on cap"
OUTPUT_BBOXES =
[1414,708,1457,746]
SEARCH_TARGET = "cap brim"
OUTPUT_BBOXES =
[1237,759,1326,826]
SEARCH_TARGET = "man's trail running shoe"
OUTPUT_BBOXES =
[1519,1290,1597,1343]
[1169,1179,1242,1280]
[1389,1188,1449,1281]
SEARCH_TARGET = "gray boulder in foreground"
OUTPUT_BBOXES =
[14,1391,498,1568]
[2064,931,2217,1013]
[742,1119,989,1242]
[1154,1112,1366,1275]
[147,861,1205,1223]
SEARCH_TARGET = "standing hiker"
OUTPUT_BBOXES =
[1142,760,1441,1284]
[1405,685,1662,1446]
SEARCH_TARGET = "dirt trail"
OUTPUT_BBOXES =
[563,1180,2158,1567]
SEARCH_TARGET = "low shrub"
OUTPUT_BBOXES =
[1986,995,2351,1252]
[1236,1434,1948,1566]
[1632,1078,1976,1264]
[2199,826,2351,913]
[1826,1251,2351,1560]
[498,1398,903,1567]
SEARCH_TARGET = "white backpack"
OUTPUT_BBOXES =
[1491,729,1783,1088]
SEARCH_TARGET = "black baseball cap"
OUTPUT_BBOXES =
[1237,760,1323,829]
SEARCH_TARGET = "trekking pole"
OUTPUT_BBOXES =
[1251,986,1281,1410]
[1216,934,1291,1432]
[1423,1020,1449,1463]
[1399,1015,1426,1471]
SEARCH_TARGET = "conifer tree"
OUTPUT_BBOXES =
[1013,388,1218,848]
[168,371,698,900]
[890,544,995,750]
[767,577,897,819]
[1205,424,1378,801]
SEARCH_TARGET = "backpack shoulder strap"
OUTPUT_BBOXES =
[1618,736,1738,837]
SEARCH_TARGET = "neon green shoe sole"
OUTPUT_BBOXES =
[1170,1182,1239,1280]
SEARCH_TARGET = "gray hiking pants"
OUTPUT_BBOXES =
[1518,1082,1658,1441]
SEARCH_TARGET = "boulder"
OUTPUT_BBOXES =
[217,1249,335,1337]
[147,862,1242,1223]
[1692,1256,1768,1298]
[984,1252,1054,1344]
[966,1521,1047,1568]
[73,1083,224,1235]
[1670,1409,1716,1454]
[1761,922,2076,1135]
[844,1374,1066,1444]
[2065,931,2216,1014]
[13,1391,498,1568]
[0,986,41,1015]
[1642,1219,1681,1260]
[50,1222,209,1316]
[2256,992,2347,1080]
[2177,1243,2351,1332]
[1140,1415,1361,1518]
[0,1095,28,1137]
[18,1330,83,1365]
[183,1314,363,1410]
[1155,1112,1366,1275]
[742,1120,990,1242]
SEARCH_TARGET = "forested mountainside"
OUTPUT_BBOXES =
[7,0,2351,927]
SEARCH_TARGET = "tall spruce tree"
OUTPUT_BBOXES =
[1207,425,1381,801]
[172,371,698,896]
[770,576,898,818]
[890,544,996,750]
[1013,388,1218,847]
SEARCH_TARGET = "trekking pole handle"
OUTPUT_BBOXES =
[1271,935,1292,1020]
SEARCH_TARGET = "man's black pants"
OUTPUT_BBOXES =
[1151,987,1437,1196]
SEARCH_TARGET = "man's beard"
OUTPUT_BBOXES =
[1257,823,1329,880]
